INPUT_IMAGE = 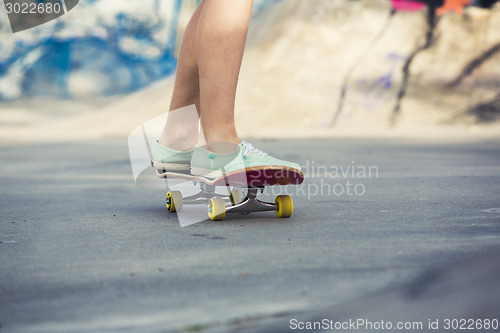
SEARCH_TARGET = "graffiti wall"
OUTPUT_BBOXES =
[0,0,499,133]
[0,0,275,100]
[235,0,500,133]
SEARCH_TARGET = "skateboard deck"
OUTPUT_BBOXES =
[156,166,304,187]
[156,166,304,221]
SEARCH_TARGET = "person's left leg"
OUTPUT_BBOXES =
[154,0,303,176]
[197,0,253,147]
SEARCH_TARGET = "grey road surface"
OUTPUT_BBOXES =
[1,138,499,333]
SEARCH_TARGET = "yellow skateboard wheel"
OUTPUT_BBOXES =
[230,189,243,206]
[275,195,293,218]
[208,197,226,221]
[166,191,183,212]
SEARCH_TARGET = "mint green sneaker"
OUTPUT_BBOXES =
[151,141,194,172]
[190,141,301,179]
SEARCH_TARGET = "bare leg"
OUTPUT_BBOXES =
[153,0,302,178]
[159,0,253,149]
[158,0,206,150]
[197,0,253,145]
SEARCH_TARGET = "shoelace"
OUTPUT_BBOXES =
[242,141,269,158]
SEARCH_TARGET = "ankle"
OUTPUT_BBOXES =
[203,130,240,146]
[158,134,197,151]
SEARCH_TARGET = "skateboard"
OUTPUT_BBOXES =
[156,166,304,221]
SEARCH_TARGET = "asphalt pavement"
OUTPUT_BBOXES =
[1,137,500,332]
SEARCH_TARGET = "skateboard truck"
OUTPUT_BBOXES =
[224,187,276,215]
[159,168,302,221]
[166,186,293,221]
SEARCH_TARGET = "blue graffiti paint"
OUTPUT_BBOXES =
[357,53,407,111]
[0,0,278,100]
[0,0,181,100]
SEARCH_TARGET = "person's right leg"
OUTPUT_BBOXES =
[158,0,206,151]
[159,0,252,151]
[155,0,302,176]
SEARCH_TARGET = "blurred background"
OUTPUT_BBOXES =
[0,0,499,143]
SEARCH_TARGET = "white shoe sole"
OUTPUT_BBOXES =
[152,160,190,172]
